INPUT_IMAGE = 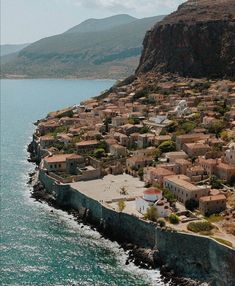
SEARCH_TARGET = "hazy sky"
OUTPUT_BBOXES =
[1,0,185,45]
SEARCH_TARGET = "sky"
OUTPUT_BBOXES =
[1,0,185,45]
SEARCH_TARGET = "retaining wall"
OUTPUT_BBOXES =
[39,170,235,286]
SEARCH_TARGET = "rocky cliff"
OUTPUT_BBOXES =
[136,0,235,78]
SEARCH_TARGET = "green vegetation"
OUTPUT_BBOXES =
[158,140,176,153]
[144,206,158,222]
[181,120,196,134]
[185,199,199,211]
[50,126,68,137]
[210,176,223,189]
[169,214,180,224]
[187,221,214,233]
[94,148,105,159]
[128,117,140,125]
[53,142,64,151]
[157,218,166,228]
[213,237,233,247]
[205,214,223,223]
[207,120,225,136]
[1,15,164,79]
[118,200,126,212]
[166,121,178,133]
[162,188,176,204]
[140,126,150,134]
[120,186,128,195]
[138,168,144,180]
[104,117,111,132]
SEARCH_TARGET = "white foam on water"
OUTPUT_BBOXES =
[32,202,169,286]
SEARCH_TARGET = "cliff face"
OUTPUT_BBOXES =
[137,0,235,78]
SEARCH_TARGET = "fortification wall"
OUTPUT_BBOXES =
[39,170,235,286]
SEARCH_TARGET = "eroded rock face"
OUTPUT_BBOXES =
[136,0,235,78]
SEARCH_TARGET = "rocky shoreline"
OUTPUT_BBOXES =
[27,162,205,286]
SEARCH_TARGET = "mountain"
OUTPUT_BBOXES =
[65,14,137,34]
[0,43,29,57]
[1,15,165,79]
[137,0,235,78]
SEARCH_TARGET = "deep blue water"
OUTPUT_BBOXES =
[0,79,167,286]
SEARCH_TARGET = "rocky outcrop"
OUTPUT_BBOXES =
[136,0,235,78]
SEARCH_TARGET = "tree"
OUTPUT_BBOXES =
[169,213,180,224]
[94,148,105,159]
[185,199,199,211]
[154,149,162,161]
[181,121,196,134]
[104,117,111,132]
[162,188,176,204]
[166,121,178,133]
[207,120,225,136]
[158,140,176,153]
[210,176,223,189]
[118,200,126,212]
[138,168,144,180]
[144,206,158,222]
[128,117,140,125]
[120,186,128,195]
[140,126,150,134]
[157,218,166,228]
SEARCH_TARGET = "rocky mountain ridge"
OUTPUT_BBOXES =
[137,0,235,78]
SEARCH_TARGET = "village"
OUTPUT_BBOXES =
[34,72,235,247]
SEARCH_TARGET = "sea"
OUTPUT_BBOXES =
[0,79,170,286]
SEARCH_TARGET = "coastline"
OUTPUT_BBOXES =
[29,171,205,286]
[0,75,120,81]
[27,140,235,286]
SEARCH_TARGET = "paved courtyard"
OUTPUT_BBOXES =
[70,174,146,203]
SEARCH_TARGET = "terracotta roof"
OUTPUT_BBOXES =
[76,140,99,146]
[44,154,82,163]
[199,195,226,202]
[144,188,162,195]
[217,162,235,170]
[150,167,175,176]
[185,143,210,149]
[164,175,203,191]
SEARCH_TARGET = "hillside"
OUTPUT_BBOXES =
[137,0,235,78]
[0,43,29,57]
[1,15,164,79]
[65,14,137,34]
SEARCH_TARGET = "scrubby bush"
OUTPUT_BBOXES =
[158,140,176,153]
[210,176,223,189]
[187,221,213,233]
[144,206,158,222]
[94,148,105,159]
[118,200,125,212]
[157,218,166,228]
[185,199,199,211]
[163,189,176,204]
[169,213,180,224]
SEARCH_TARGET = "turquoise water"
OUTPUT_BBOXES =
[0,79,168,286]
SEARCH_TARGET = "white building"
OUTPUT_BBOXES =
[174,100,191,117]
[136,188,171,218]
[224,142,235,166]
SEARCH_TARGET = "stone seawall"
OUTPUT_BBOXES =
[39,170,235,286]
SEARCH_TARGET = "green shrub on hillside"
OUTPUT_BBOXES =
[169,214,180,224]
[144,206,158,222]
[187,221,213,233]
